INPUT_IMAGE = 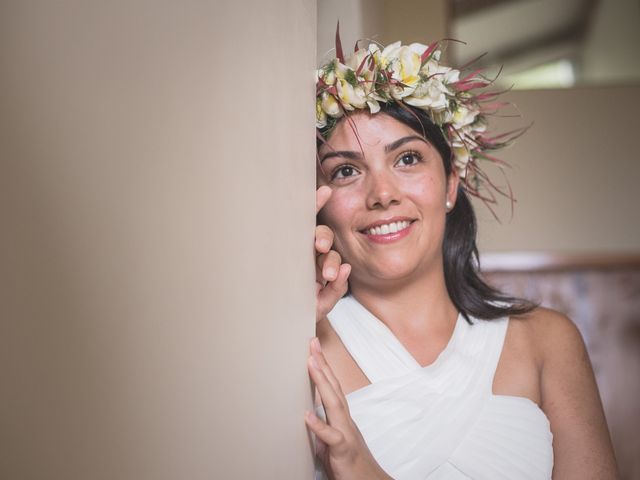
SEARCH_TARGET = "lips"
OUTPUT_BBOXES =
[360,218,417,244]
[359,216,416,232]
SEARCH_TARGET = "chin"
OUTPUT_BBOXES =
[368,262,417,281]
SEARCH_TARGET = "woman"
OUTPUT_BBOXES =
[306,39,618,479]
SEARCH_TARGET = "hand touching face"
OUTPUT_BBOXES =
[316,186,351,322]
[316,112,459,291]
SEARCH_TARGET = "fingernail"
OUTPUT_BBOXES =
[312,337,322,352]
[318,239,330,249]
[324,267,336,279]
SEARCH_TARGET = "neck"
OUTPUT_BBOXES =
[348,260,458,334]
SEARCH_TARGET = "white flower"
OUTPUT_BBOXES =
[405,79,448,111]
[317,63,337,86]
[321,92,341,117]
[444,68,460,84]
[336,77,367,109]
[316,98,327,129]
[367,43,382,66]
[472,117,488,134]
[346,48,369,73]
[333,60,351,79]
[379,41,402,68]
[452,145,471,177]
[379,43,422,98]
[325,60,365,110]
[367,99,380,114]
[346,48,377,97]
[420,60,460,86]
[452,105,479,129]
[408,42,429,57]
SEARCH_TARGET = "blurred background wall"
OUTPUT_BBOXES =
[318,0,446,62]
[319,1,639,478]
[0,1,317,479]
[319,0,640,254]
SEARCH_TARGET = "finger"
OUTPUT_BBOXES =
[315,253,328,285]
[310,338,344,397]
[305,410,344,447]
[317,263,351,302]
[308,356,349,427]
[315,225,334,255]
[315,436,328,461]
[316,263,351,321]
[316,186,332,215]
[316,250,342,283]
[310,338,346,397]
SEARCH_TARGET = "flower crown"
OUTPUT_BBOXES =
[316,32,526,212]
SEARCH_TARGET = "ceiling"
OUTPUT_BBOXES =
[447,0,640,88]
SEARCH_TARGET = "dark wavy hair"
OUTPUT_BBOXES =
[317,102,537,322]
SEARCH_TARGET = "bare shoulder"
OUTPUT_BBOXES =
[513,306,582,365]
[315,316,342,360]
[514,307,619,479]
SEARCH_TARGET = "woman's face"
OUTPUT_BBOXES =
[317,112,459,289]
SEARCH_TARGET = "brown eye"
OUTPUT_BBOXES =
[332,165,359,181]
[397,151,422,167]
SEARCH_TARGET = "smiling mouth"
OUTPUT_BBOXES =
[360,219,416,236]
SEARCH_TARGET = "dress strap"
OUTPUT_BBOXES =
[473,315,510,395]
[326,294,510,394]
[326,295,421,383]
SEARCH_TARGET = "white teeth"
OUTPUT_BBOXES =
[366,220,411,236]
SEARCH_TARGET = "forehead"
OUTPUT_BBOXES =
[320,112,419,152]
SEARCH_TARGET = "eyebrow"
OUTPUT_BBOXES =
[319,135,430,164]
[384,135,430,154]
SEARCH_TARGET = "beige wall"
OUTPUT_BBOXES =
[0,1,316,479]
[317,0,446,62]
[473,86,640,254]
[582,0,640,84]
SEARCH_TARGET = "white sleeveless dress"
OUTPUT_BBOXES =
[314,294,554,479]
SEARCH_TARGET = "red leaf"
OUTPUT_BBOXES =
[474,151,511,168]
[484,123,532,143]
[356,53,369,75]
[475,91,501,101]
[458,51,488,71]
[453,81,488,92]
[458,68,484,84]
[480,101,510,110]
[421,41,439,63]
[335,21,345,63]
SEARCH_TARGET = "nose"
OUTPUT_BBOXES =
[365,168,401,210]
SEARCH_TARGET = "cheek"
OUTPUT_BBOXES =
[317,190,363,257]
[321,190,360,232]
[403,174,445,207]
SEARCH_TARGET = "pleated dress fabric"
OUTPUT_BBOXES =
[314,294,554,480]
